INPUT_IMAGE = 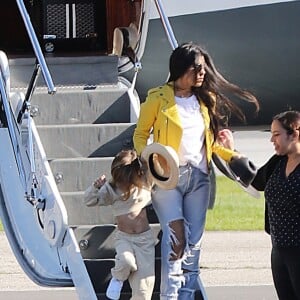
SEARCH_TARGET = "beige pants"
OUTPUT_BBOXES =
[111,228,156,300]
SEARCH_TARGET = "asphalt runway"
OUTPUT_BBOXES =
[0,286,277,300]
[232,130,273,168]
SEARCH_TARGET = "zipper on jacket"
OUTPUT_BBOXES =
[166,118,169,145]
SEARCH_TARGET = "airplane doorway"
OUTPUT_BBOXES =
[0,1,33,55]
[0,0,143,56]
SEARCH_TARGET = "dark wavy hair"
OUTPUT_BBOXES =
[168,42,260,140]
[110,149,150,200]
[273,110,300,138]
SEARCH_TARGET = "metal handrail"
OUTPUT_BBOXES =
[13,0,57,199]
[0,77,26,189]
[16,0,56,94]
[154,0,178,50]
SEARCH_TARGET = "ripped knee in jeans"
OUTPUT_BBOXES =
[168,219,187,261]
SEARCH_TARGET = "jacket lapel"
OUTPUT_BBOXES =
[199,101,210,130]
[160,84,181,127]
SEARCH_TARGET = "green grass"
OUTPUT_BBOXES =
[0,176,265,232]
[205,176,265,231]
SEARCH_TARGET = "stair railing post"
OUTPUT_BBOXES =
[153,0,178,50]
[16,0,56,94]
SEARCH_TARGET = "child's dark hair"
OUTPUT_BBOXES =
[273,110,300,137]
[110,149,149,200]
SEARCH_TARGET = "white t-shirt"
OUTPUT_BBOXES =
[175,95,207,173]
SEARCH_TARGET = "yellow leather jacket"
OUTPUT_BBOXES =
[133,83,235,165]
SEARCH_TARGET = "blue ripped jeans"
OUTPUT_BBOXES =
[152,164,210,300]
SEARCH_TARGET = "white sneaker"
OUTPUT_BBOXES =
[106,277,124,300]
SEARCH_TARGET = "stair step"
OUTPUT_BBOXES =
[49,157,112,192]
[37,123,135,159]
[84,258,162,295]
[9,55,119,88]
[96,292,160,299]
[72,225,161,258]
[62,191,160,226]
[62,191,115,225]
[70,224,162,296]
[31,86,130,125]
[72,225,117,259]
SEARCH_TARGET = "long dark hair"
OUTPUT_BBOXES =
[168,42,260,140]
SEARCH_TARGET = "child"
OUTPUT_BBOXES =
[84,149,155,300]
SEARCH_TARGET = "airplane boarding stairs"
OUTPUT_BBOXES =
[0,54,162,299]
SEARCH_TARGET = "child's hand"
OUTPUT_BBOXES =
[93,175,106,189]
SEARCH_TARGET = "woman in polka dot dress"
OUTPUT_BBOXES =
[251,110,300,300]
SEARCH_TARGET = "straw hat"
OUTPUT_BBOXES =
[112,23,139,57]
[212,154,260,198]
[141,143,179,190]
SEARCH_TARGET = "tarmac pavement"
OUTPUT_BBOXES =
[0,230,278,299]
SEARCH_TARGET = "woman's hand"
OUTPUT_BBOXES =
[218,129,235,150]
[152,153,170,177]
[93,175,106,189]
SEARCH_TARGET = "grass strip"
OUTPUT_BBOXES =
[206,176,265,231]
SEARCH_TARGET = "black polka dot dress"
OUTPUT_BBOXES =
[265,156,300,247]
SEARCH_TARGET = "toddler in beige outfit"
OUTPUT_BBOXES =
[84,149,156,300]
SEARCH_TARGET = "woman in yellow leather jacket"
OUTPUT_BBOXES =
[133,42,259,300]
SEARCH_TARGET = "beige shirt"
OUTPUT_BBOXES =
[83,182,152,217]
